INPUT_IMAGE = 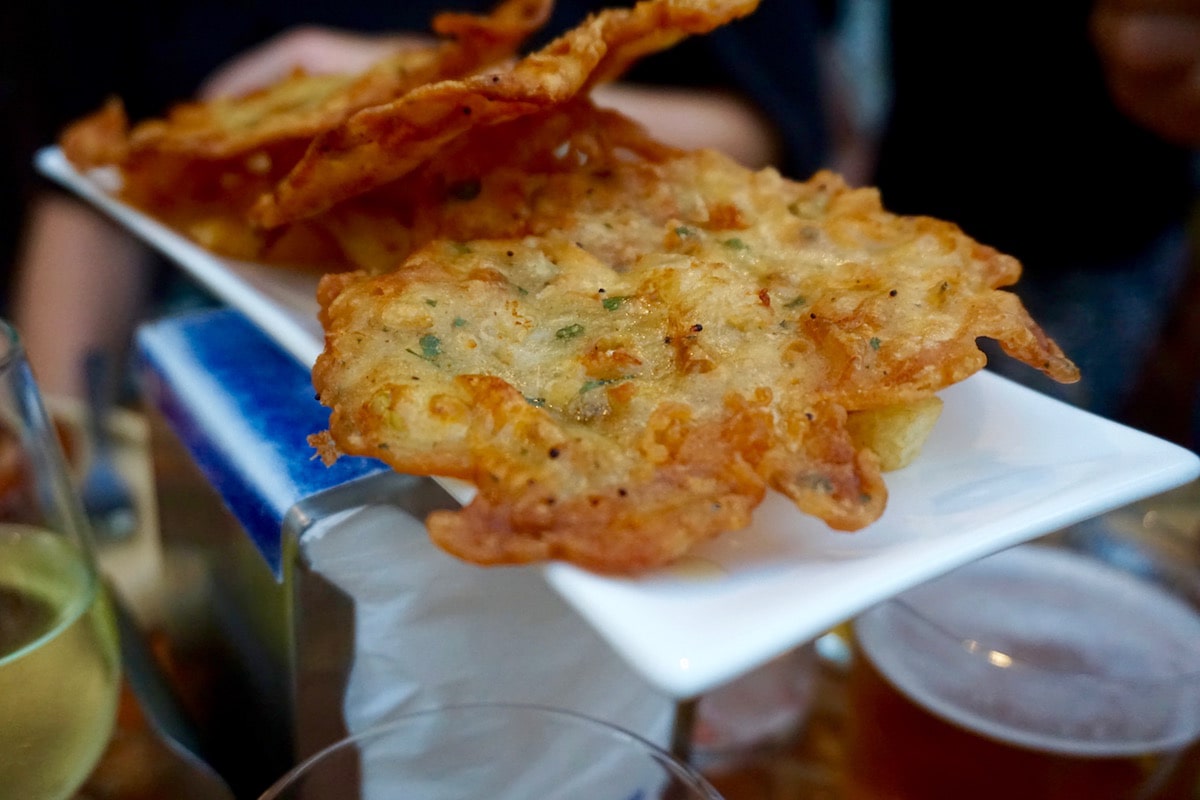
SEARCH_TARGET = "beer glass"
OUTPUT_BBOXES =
[843,519,1200,800]
[0,320,121,799]
[258,703,724,799]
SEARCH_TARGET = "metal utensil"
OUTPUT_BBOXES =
[80,350,138,540]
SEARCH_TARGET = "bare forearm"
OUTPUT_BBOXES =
[12,194,151,397]
[592,83,781,168]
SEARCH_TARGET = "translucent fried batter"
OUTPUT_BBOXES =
[312,105,1078,572]
[55,0,1078,573]
[125,0,552,159]
[311,100,676,273]
[60,97,131,170]
[58,0,553,264]
[251,0,760,228]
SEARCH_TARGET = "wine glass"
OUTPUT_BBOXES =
[0,320,121,799]
[259,702,725,799]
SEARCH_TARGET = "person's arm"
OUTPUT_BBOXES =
[592,83,780,168]
[1091,0,1200,146]
[11,194,152,397]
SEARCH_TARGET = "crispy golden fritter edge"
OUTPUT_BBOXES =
[311,119,1077,572]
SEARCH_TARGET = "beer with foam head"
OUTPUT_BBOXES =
[844,545,1200,799]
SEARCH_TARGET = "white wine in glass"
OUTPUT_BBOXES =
[0,321,121,800]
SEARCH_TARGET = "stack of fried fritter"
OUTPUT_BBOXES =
[62,0,1078,572]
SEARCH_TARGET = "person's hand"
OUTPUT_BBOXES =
[1091,0,1200,146]
[198,26,430,100]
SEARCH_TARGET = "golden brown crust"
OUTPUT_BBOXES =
[59,97,130,170]
[126,0,554,160]
[56,0,555,267]
[251,0,760,228]
[312,110,1078,571]
[58,0,1079,573]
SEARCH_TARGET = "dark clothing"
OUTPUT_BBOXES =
[875,3,1197,420]
[875,1,1195,270]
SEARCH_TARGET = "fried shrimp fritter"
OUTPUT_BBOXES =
[58,0,554,264]
[311,105,1078,572]
[59,0,1079,573]
[125,0,554,160]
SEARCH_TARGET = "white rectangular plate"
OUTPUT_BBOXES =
[40,146,1200,698]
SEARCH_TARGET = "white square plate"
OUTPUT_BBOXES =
[39,146,1200,698]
